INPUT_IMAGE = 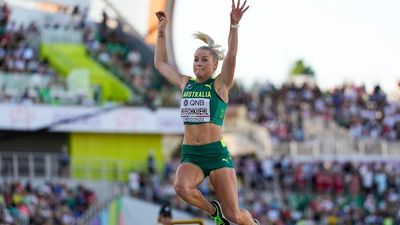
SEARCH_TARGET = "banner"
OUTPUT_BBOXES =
[0,104,183,134]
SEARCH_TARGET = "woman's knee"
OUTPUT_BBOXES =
[173,181,191,198]
[173,163,204,199]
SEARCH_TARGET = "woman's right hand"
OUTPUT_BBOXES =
[155,11,167,32]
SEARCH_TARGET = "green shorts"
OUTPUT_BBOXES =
[181,140,234,177]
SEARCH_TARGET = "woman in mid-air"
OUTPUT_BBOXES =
[154,1,259,224]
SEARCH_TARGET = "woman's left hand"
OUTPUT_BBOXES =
[230,0,249,25]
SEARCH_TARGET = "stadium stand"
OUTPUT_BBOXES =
[230,81,400,143]
[0,180,96,225]
[0,1,179,108]
[133,154,400,225]
[0,3,95,105]
[1,1,400,225]
[83,9,180,108]
[3,0,398,143]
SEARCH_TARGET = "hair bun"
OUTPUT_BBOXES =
[193,31,225,60]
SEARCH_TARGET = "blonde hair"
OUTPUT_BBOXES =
[193,31,225,61]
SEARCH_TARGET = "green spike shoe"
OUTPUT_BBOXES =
[209,200,230,225]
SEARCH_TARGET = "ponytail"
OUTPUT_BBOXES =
[193,31,225,61]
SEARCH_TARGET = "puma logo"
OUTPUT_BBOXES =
[222,158,229,163]
[205,84,212,89]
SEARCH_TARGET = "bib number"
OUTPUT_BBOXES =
[180,98,210,122]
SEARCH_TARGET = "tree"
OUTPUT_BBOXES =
[290,59,315,77]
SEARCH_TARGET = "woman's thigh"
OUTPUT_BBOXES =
[174,163,205,188]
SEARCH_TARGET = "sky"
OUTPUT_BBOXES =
[97,0,400,93]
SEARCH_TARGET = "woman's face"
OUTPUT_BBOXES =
[193,48,217,80]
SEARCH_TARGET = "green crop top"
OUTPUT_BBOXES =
[180,77,227,126]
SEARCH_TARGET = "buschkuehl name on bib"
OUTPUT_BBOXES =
[180,98,210,122]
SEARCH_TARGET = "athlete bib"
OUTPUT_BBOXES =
[180,98,211,122]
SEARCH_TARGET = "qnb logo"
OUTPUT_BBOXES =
[183,99,189,106]
[189,99,205,106]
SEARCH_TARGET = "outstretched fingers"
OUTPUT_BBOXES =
[242,5,250,13]
[240,0,249,13]
[239,0,247,10]
[233,0,242,10]
[232,0,249,13]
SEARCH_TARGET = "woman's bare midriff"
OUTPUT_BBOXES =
[183,123,223,145]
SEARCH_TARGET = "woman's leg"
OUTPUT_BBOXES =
[174,163,215,214]
[210,168,255,225]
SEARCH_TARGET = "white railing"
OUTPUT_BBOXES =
[0,152,147,182]
[75,186,122,225]
[41,28,83,44]
[73,156,149,181]
[0,152,58,179]
[1,138,398,183]
[273,138,400,160]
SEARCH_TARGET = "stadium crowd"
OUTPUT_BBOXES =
[130,155,400,225]
[0,181,96,225]
[229,81,400,142]
[0,2,175,107]
[1,3,399,142]
[83,9,178,108]
[0,3,93,105]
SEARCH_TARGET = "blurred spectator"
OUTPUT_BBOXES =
[156,204,173,225]
[58,146,70,177]
[129,170,140,197]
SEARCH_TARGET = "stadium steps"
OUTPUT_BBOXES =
[302,116,400,157]
[303,116,350,140]
[302,116,358,154]
[224,105,273,157]
[40,43,133,103]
